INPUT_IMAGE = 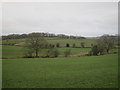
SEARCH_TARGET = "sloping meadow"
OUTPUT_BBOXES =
[2,54,118,88]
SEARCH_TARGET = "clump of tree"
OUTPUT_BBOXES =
[46,48,59,57]
[66,43,70,47]
[24,47,34,57]
[100,35,115,53]
[50,48,59,57]
[25,37,47,57]
[89,45,99,56]
[81,42,85,48]
[49,44,55,48]
[25,37,60,58]
[90,35,116,56]
[90,44,105,56]
[2,32,86,40]
[64,49,71,57]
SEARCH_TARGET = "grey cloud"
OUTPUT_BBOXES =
[2,2,118,37]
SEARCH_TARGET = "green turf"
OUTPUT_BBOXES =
[46,38,96,47]
[3,54,118,88]
[2,45,24,58]
[58,48,90,56]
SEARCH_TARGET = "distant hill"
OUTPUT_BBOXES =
[2,32,86,40]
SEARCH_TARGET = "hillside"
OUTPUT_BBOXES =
[1,37,96,47]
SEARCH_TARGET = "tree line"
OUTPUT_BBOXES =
[89,35,118,56]
[2,32,86,40]
[24,37,71,58]
[24,34,118,58]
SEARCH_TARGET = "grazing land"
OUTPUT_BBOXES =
[1,34,118,88]
[1,2,118,88]
[2,45,117,58]
[2,45,91,58]
[1,37,96,47]
[3,54,118,88]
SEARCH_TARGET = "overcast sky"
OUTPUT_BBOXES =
[2,2,118,37]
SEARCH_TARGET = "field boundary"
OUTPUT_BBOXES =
[1,52,118,59]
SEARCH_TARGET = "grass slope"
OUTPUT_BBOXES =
[3,54,118,88]
[2,45,118,58]
[1,37,96,47]
[2,45,24,58]
[2,45,91,58]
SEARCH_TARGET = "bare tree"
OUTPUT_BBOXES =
[96,39,106,55]
[100,35,115,53]
[25,37,47,57]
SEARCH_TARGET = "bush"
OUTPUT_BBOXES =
[66,43,70,47]
[91,44,93,47]
[56,43,60,48]
[72,43,76,48]
[24,47,34,57]
[64,49,71,57]
[49,44,55,48]
[90,44,105,56]
[46,49,50,57]
[91,45,99,56]
[89,51,92,56]
[50,48,59,57]
[81,42,85,48]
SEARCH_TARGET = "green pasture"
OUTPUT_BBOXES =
[46,38,96,47]
[1,37,96,47]
[2,45,118,58]
[3,54,118,88]
[2,45,24,58]
[2,45,91,58]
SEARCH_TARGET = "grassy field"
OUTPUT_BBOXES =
[1,37,118,88]
[2,45,118,58]
[2,45,91,58]
[1,37,96,47]
[2,45,24,58]
[3,54,118,88]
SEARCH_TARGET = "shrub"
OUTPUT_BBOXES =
[72,43,76,48]
[24,47,34,57]
[49,44,55,48]
[56,43,60,48]
[91,44,93,47]
[50,48,59,57]
[66,43,70,47]
[91,45,99,56]
[89,50,92,56]
[46,49,50,57]
[81,42,85,48]
[64,49,71,57]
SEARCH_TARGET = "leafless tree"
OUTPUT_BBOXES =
[25,37,47,57]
